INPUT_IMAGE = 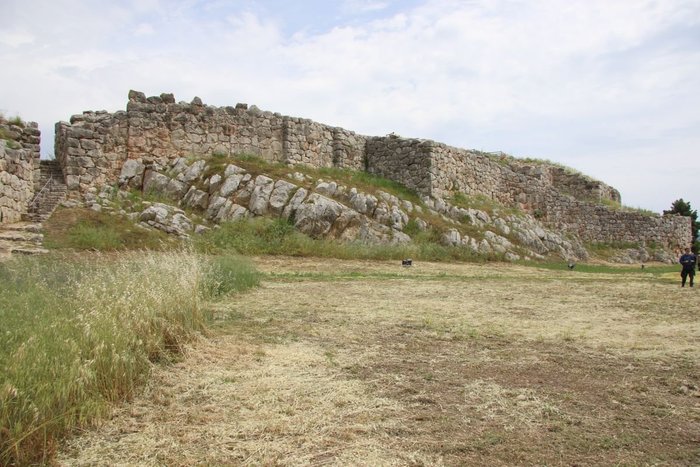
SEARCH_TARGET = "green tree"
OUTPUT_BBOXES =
[664,199,699,253]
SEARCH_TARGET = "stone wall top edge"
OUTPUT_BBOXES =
[0,115,38,129]
[125,90,376,138]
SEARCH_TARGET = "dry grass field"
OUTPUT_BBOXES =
[59,257,700,466]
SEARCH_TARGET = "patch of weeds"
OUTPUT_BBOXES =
[7,115,25,128]
[0,250,231,465]
[193,217,490,262]
[201,254,260,299]
[594,198,655,216]
[43,207,176,251]
[0,127,21,149]
[141,186,178,205]
[334,170,422,205]
[324,350,338,366]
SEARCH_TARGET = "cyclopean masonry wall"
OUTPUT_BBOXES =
[54,90,692,251]
[365,138,689,249]
[55,91,368,196]
[0,117,40,224]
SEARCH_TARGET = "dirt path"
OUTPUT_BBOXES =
[59,258,700,465]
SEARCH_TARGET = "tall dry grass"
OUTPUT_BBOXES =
[0,250,258,465]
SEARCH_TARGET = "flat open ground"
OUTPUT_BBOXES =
[59,257,700,466]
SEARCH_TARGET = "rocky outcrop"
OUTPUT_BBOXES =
[123,158,413,247]
[79,155,610,261]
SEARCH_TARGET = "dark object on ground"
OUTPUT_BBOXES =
[567,262,575,270]
[402,259,413,267]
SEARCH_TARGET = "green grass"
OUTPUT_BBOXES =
[583,241,665,261]
[7,116,25,128]
[529,261,678,275]
[0,251,259,465]
[0,127,21,149]
[312,166,423,205]
[595,198,656,217]
[193,217,498,262]
[43,207,177,251]
[212,153,424,206]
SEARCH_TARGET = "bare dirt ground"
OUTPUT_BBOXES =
[59,257,700,466]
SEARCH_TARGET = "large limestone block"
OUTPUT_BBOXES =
[348,189,378,215]
[182,186,209,210]
[165,178,189,200]
[249,175,275,216]
[119,159,145,187]
[282,187,308,220]
[293,193,346,238]
[441,228,461,246]
[177,160,206,184]
[224,164,247,177]
[142,170,171,195]
[206,195,228,220]
[218,173,248,198]
[139,202,193,237]
[269,180,298,216]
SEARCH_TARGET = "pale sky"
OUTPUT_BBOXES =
[1,0,699,213]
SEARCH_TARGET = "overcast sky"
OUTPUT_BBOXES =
[1,0,699,213]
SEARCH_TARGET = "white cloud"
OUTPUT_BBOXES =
[341,0,389,14]
[0,0,698,212]
[134,23,156,36]
[0,30,35,47]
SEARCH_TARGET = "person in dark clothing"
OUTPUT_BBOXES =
[679,248,697,287]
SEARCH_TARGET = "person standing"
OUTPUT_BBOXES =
[679,248,697,287]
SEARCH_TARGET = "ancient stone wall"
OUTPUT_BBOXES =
[56,91,368,195]
[332,128,366,170]
[55,111,128,194]
[364,139,689,250]
[125,92,286,164]
[283,117,334,167]
[365,135,433,195]
[53,90,692,250]
[0,117,41,223]
[512,162,621,204]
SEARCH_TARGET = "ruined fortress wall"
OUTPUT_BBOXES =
[332,128,366,170]
[56,91,367,195]
[283,117,334,167]
[0,119,40,224]
[544,198,690,249]
[549,167,621,204]
[365,136,433,196]
[429,144,523,203]
[126,92,286,164]
[368,140,690,249]
[53,91,692,250]
[55,111,128,193]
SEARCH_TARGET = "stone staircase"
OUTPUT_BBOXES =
[0,222,47,258]
[23,160,67,223]
[1,161,66,258]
